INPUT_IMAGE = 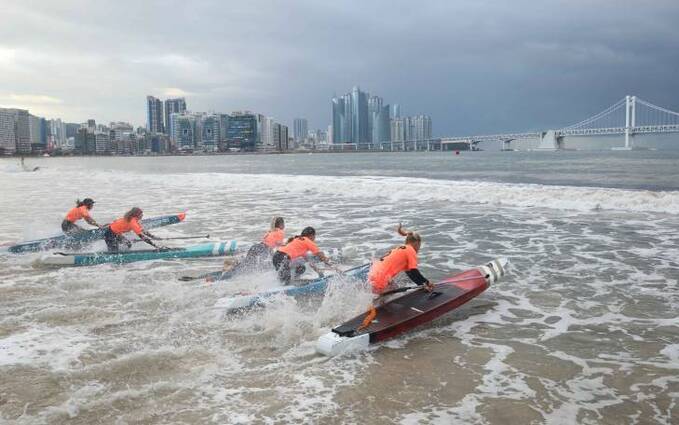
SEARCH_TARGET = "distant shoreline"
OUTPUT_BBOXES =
[0,149,469,158]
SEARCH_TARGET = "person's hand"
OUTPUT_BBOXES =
[424,281,435,292]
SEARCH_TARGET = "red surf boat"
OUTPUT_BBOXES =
[316,258,508,356]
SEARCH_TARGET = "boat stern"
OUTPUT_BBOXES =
[481,257,509,284]
[316,331,370,357]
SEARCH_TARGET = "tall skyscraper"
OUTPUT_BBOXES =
[331,86,370,144]
[146,96,164,134]
[331,95,348,143]
[350,86,369,144]
[49,119,66,149]
[226,112,258,151]
[198,114,220,152]
[164,98,186,134]
[368,96,391,144]
[0,108,31,154]
[293,118,308,142]
[392,104,401,118]
[391,118,405,143]
[0,108,18,154]
[170,112,197,151]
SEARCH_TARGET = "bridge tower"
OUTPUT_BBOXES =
[537,130,564,150]
[623,95,637,149]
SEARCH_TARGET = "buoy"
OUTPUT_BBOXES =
[455,150,460,155]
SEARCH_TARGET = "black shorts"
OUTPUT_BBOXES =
[61,220,82,235]
[272,251,307,284]
[272,251,292,284]
[104,228,131,252]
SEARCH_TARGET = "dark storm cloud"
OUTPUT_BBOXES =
[1,0,677,135]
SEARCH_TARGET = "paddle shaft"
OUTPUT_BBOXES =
[133,234,209,243]
[157,234,210,240]
[379,274,490,297]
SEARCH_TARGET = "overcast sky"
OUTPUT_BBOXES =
[1,0,678,136]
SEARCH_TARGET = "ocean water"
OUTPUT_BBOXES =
[0,151,678,424]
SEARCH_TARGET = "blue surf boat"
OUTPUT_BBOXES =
[6,213,187,254]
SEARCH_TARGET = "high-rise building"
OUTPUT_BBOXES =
[218,114,230,145]
[273,122,289,151]
[0,108,18,154]
[0,108,32,154]
[369,96,391,144]
[49,119,66,149]
[94,131,110,154]
[164,98,186,135]
[146,96,164,133]
[392,104,401,118]
[350,86,369,144]
[65,123,80,139]
[293,118,308,142]
[170,113,197,151]
[391,118,405,143]
[331,95,349,143]
[198,114,220,152]
[331,87,378,144]
[226,112,258,151]
[258,115,274,151]
[405,115,432,141]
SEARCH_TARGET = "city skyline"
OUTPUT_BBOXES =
[2,1,678,136]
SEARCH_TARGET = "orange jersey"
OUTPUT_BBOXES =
[109,217,143,235]
[65,205,91,223]
[278,237,319,260]
[263,228,285,248]
[368,245,419,293]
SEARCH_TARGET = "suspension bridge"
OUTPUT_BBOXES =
[439,95,679,151]
[326,95,679,151]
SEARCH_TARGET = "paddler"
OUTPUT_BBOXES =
[216,217,286,278]
[104,207,162,252]
[235,216,286,270]
[368,224,434,294]
[62,198,102,235]
[355,224,435,332]
[272,226,332,284]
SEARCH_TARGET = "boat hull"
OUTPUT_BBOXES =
[38,240,237,267]
[316,258,508,357]
[7,213,186,254]
[213,263,371,311]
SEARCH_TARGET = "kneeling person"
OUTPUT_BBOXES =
[368,224,434,294]
[272,226,331,284]
[104,207,160,252]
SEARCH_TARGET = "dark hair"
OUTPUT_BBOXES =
[300,226,315,238]
[124,207,143,221]
[271,217,285,229]
[76,198,95,208]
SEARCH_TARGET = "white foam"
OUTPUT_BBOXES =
[25,170,679,215]
[0,327,91,371]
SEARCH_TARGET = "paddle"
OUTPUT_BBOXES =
[378,274,491,297]
[306,262,369,282]
[155,234,210,241]
[179,271,222,282]
[132,234,210,244]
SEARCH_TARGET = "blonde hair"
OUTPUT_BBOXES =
[397,223,421,244]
